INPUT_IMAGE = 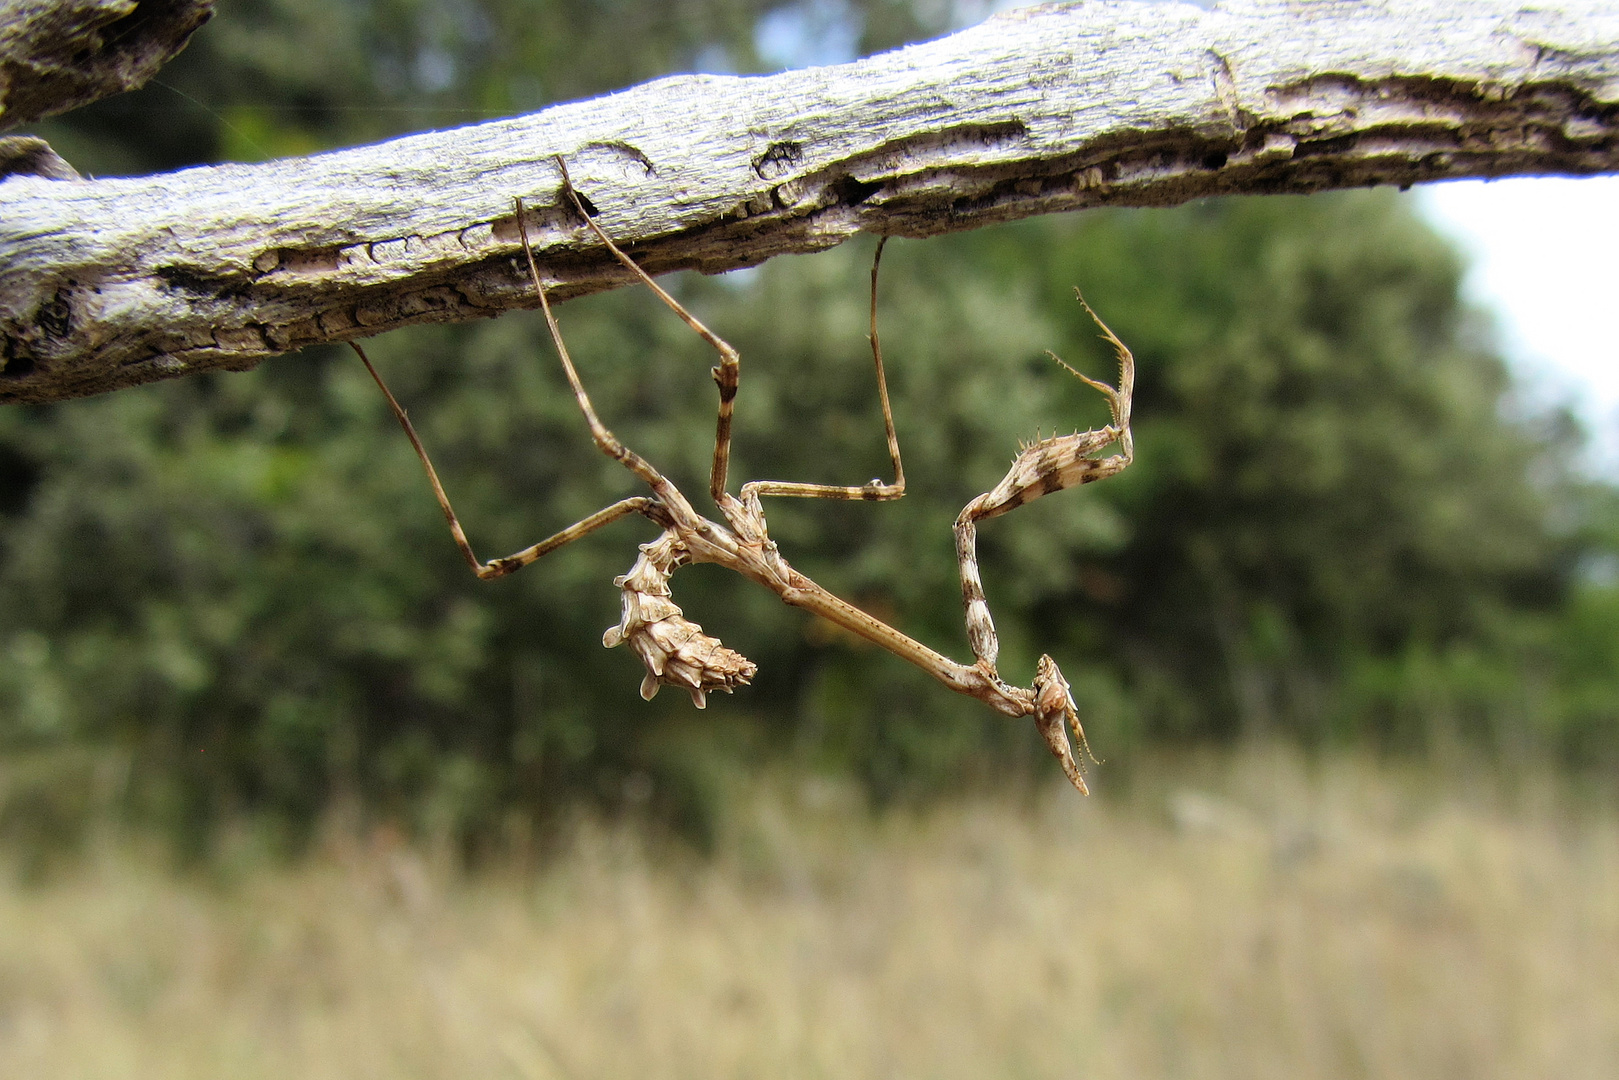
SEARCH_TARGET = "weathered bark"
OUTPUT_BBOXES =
[2,0,1616,405]
[0,0,213,130]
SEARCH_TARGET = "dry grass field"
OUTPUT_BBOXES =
[2,746,1616,1079]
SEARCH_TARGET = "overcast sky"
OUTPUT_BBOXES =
[1419,175,1619,475]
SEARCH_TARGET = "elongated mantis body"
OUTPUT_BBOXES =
[355,157,1133,793]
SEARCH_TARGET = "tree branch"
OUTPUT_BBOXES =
[2,0,1616,404]
[0,0,213,131]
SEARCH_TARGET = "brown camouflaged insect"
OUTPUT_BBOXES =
[351,157,1133,794]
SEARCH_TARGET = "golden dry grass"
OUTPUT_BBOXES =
[2,747,1617,1079]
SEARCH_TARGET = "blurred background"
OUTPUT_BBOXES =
[2,2,1616,1077]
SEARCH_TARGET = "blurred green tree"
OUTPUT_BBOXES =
[2,1,1610,859]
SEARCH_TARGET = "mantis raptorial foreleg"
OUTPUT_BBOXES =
[951,293,1133,789]
[955,295,1132,671]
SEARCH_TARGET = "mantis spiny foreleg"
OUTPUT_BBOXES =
[953,294,1134,791]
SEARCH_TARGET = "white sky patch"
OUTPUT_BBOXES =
[756,0,863,69]
[1418,176,1619,474]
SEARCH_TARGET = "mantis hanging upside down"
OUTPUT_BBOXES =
[352,158,1133,794]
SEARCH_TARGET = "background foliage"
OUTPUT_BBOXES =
[3,0,1614,858]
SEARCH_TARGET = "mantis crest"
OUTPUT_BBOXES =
[352,158,1133,794]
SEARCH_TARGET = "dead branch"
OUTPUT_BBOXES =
[0,0,213,130]
[2,0,1616,404]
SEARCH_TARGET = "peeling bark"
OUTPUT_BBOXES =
[1,0,1616,404]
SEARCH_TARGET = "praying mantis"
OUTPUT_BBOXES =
[351,158,1133,794]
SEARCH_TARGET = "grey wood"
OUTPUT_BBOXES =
[2,0,1616,404]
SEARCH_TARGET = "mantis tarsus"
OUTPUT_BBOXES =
[352,157,1134,794]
